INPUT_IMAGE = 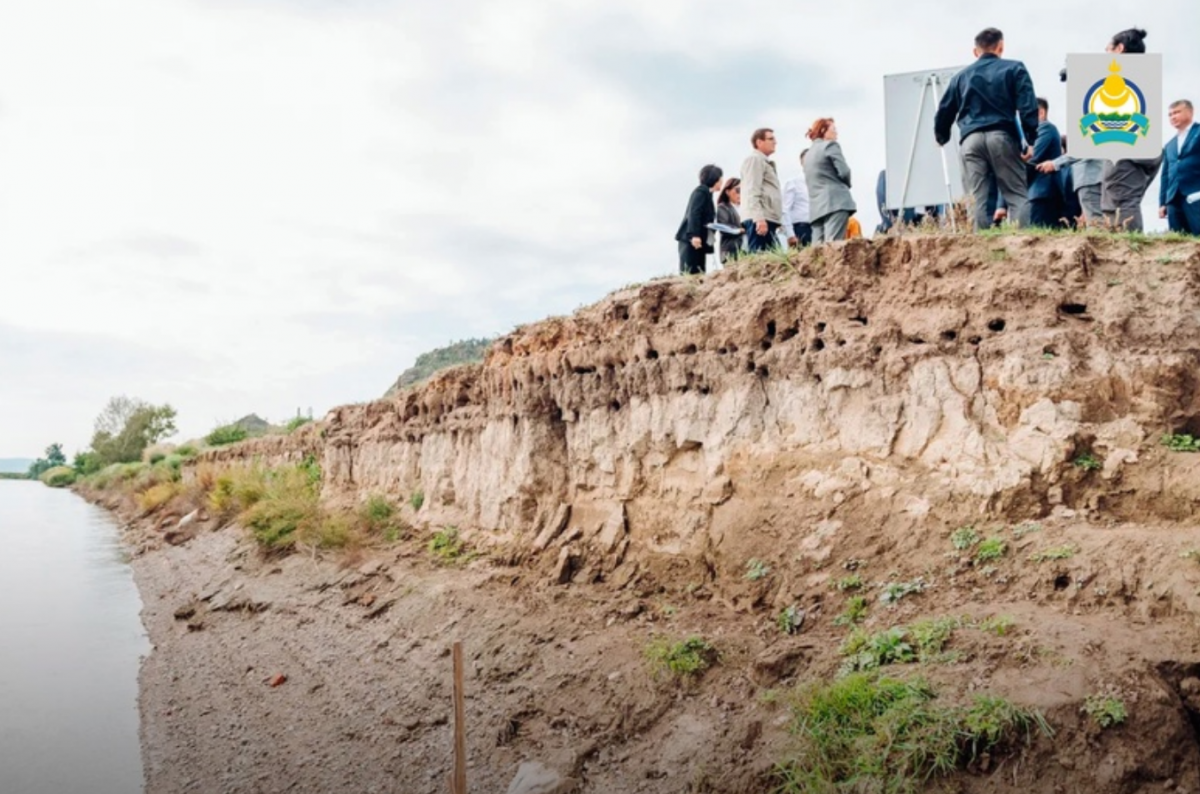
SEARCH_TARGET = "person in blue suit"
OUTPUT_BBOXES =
[1158,99,1200,235]
[1027,98,1064,228]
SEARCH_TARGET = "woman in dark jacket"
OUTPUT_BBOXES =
[675,164,723,275]
[716,177,744,264]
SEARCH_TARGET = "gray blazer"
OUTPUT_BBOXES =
[803,140,856,221]
[1052,155,1106,190]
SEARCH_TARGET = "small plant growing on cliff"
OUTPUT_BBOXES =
[835,574,864,592]
[951,525,980,550]
[974,537,1008,563]
[833,596,869,627]
[1073,452,1102,471]
[410,490,425,512]
[206,423,248,447]
[879,579,926,607]
[428,527,463,561]
[1030,545,1077,563]
[1163,433,1200,453]
[645,636,717,678]
[777,605,804,635]
[839,627,915,673]
[1011,522,1042,538]
[285,416,311,432]
[1084,695,1127,729]
[1181,549,1200,564]
[359,495,406,541]
[979,615,1016,636]
[745,559,771,581]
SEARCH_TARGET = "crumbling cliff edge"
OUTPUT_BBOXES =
[112,233,1200,793]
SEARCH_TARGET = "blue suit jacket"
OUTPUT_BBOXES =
[1160,123,1200,206]
[1028,121,1063,201]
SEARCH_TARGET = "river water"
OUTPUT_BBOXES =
[0,480,148,794]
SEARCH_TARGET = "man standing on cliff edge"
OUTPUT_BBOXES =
[741,128,784,252]
[934,27,1038,231]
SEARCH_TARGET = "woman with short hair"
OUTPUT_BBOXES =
[803,118,857,244]
[675,164,723,275]
[716,177,744,264]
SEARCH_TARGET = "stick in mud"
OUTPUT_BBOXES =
[452,641,467,794]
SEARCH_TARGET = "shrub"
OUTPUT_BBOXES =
[1163,433,1200,453]
[39,466,76,488]
[879,579,926,607]
[776,674,1050,793]
[1084,695,1127,729]
[833,596,869,627]
[645,637,717,678]
[974,537,1008,563]
[745,559,771,581]
[410,490,425,512]
[137,482,180,513]
[206,424,248,447]
[175,444,199,459]
[1073,452,1102,471]
[835,574,864,592]
[951,525,980,550]
[239,466,321,548]
[285,416,312,432]
[777,605,803,635]
[359,495,406,541]
[428,527,464,561]
[1030,545,1077,563]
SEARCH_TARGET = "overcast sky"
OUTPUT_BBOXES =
[1,1,1197,458]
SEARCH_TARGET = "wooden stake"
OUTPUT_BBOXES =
[452,641,467,794]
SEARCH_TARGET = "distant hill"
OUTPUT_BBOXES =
[0,458,34,474]
[384,338,494,397]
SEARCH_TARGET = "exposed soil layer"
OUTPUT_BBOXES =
[99,234,1200,793]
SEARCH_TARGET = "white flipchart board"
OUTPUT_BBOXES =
[884,66,968,210]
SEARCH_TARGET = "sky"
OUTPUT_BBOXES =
[1,1,1198,458]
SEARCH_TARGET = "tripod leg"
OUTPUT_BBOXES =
[929,74,958,232]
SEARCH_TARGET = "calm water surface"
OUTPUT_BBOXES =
[0,480,148,794]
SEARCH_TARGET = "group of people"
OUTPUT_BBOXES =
[676,25,1200,275]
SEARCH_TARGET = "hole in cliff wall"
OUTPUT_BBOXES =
[813,338,826,351]
[908,337,926,345]
[761,340,773,351]
[969,336,983,345]
[699,385,711,395]
[816,322,827,333]
[647,349,659,360]
[873,346,883,356]
[850,316,869,326]
[766,320,777,339]
[814,374,823,384]
[456,394,470,408]
[941,330,958,342]
[988,319,1007,332]
[756,365,770,378]
[1059,302,1088,316]
[836,339,846,347]
[573,366,597,375]
[717,347,728,355]
[1053,573,1070,591]
[728,343,739,353]
[1043,345,1058,357]
[682,344,698,355]
[780,326,799,342]
[512,415,519,427]
[610,400,621,411]
[616,305,630,321]
[746,359,756,373]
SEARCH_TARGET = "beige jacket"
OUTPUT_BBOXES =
[740,151,783,224]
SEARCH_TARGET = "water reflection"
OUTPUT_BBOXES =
[0,481,148,794]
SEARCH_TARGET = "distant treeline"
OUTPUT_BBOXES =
[384,338,494,397]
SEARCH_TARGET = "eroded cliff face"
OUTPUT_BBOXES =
[199,234,1200,577]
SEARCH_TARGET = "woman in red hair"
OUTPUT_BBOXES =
[802,118,858,243]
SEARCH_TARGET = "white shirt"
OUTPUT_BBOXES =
[781,174,811,227]
[1178,124,1194,153]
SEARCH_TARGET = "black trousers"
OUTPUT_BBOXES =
[678,242,706,275]
[1168,197,1200,235]
[1029,198,1066,229]
[792,222,813,247]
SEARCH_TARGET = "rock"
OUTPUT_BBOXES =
[178,509,199,528]
[752,642,812,685]
[553,546,577,585]
[163,528,197,546]
[267,673,287,688]
[596,505,627,553]
[702,476,733,505]
[532,504,572,552]
[506,762,577,794]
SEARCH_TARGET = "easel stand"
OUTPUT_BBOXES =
[897,73,958,233]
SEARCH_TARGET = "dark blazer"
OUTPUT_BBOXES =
[1028,121,1063,202]
[1160,123,1200,206]
[716,203,742,262]
[675,185,715,252]
[934,53,1039,147]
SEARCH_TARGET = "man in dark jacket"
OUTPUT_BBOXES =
[935,27,1038,231]
[1027,98,1064,228]
[1158,99,1200,234]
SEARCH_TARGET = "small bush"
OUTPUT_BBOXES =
[839,627,915,674]
[39,466,76,488]
[645,636,716,678]
[879,579,926,607]
[410,490,425,512]
[137,482,180,513]
[359,495,406,541]
[833,596,869,627]
[285,416,312,432]
[175,444,199,459]
[745,559,771,581]
[1030,545,1077,563]
[206,424,248,447]
[777,674,1050,793]
[979,615,1016,636]
[835,574,864,591]
[1084,695,1127,729]
[240,466,321,548]
[777,605,803,635]
[1073,452,1102,471]
[951,525,980,550]
[975,537,1008,563]
[428,527,463,561]
[147,450,167,465]
[1163,433,1200,453]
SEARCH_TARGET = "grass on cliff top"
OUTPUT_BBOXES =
[776,673,1050,794]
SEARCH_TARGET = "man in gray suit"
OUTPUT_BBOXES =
[740,128,784,252]
[934,27,1038,231]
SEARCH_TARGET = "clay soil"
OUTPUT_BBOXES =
[116,493,1200,794]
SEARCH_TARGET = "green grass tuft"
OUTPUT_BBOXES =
[645,636,717,678]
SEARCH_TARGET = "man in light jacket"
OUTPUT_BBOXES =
[1158,99,1200,234]
[740,128,784,252]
